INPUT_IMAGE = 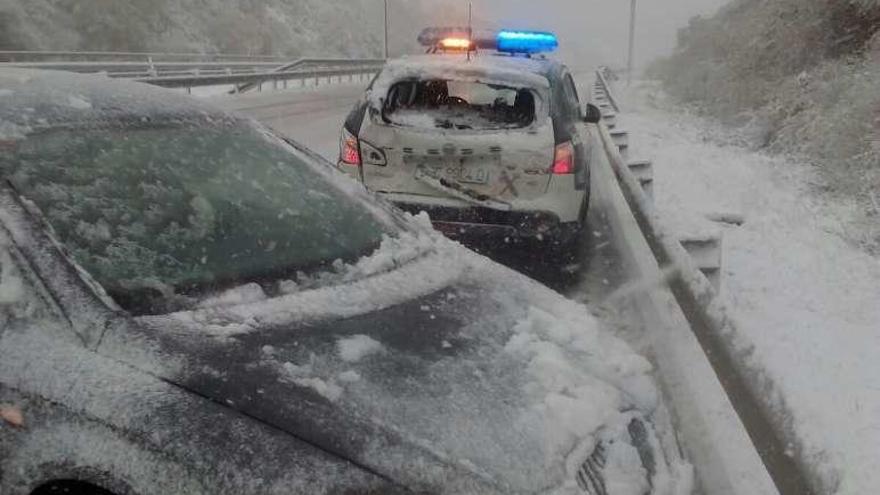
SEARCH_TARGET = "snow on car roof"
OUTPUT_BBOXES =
[382,54,553,87]
[0,68,238,133]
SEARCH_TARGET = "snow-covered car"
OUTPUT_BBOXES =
[0,70,683,495]
[339,33,601,253]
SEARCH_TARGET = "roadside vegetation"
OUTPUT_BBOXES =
[649,0,880,253]
[0,0,467,58]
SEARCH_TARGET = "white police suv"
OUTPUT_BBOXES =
[339,29,601,251]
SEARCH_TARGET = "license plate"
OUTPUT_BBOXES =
[421,165,490,185]
[457,166,490,185]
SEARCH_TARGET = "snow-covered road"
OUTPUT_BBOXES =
[208,81,626,307]
[204,80,796,494]
[622,83,880,495]
[211,83,365,160]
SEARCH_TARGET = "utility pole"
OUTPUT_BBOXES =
[467,2,473,61]
[384,0,390,59]
[627,0,637,85]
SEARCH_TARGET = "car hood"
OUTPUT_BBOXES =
[98,242,658,494]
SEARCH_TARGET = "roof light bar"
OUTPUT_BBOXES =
[418,27,471,47]
[496,30,559,54]
[418,27,498,50]
[440,38,474,51]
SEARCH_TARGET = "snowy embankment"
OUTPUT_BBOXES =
[621,82,880,495]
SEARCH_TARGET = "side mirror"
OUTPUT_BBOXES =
[584,103,601,124]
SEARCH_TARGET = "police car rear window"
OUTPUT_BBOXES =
[383,79,536,131]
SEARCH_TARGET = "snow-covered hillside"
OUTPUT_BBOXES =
[649,0,880,254]
[624,82,880,495]
[0,0,469,58]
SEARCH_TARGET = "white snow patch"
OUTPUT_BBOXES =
[370,54,551,111]
[281,361,313,378]
[66,94,92,110]
[337,335,385,363]
[624,82,880,494]
[293,377,343,402]
[0,250,24,305]
[338,370,362,383]
[157,225,454,338]
[0,121,29,140]
[197,283,268,309]
[386,110,441,129]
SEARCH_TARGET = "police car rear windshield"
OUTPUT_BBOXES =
[384,79,536,131]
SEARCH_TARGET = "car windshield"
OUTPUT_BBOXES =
[0,121,395,315]
[383,79,537,130]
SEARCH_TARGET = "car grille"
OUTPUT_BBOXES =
[576,417,657,495]
[576,443,609,495]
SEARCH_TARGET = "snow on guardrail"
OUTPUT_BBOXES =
[590,69,800,495]
[0,52,385,94]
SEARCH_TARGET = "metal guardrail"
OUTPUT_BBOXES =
[0,51,386,94]
[142,66,383,94]
[595,67,621,113]
[0,50,288,63]
[230,58,385,94]
[592,70,816,495]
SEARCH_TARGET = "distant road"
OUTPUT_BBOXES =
[210,83,366,161]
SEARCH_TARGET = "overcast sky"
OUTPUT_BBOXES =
[468,0,728,70]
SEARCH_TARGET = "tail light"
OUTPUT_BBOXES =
[552,141,575,175]
[340,128,361,166]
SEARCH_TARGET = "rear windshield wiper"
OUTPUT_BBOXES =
[414,169,511,211]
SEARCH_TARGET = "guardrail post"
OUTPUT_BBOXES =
[610,129,629,159]
[679,236,723,293]
[602,111,617,130]
[627,160,654,201]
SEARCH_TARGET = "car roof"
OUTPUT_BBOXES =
[379,53,566,89]
[398,52,565,75]
[0,68,239,132]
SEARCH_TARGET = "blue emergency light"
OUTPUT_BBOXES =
[496,30,559,54]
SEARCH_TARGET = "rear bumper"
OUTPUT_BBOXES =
[389,199,580,241]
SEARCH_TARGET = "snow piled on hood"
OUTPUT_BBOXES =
[337,335,385,363]
[155,214,449,337]
[0,249,24,306]
[66,94,93,110]
[0,235,47,326]
[504,305,656,469]
[197,283,268,310]
[257,245,665,492]
[137,212,682,492]
[0,121,29,141]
